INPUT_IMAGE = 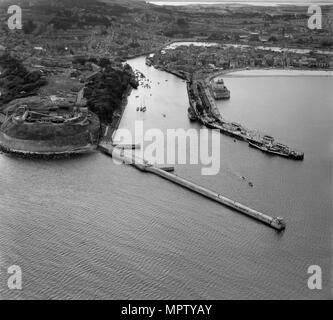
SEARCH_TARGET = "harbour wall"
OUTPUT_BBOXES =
[98,144,286,232]
[0,131,97,155]
[143,165,285,231]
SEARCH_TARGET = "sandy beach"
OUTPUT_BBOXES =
[223,69,333,77]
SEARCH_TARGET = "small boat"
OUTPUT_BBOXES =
[136,107,139,111]
[248,182,254,187]
[142,106,147,112]
[163,114,166,118]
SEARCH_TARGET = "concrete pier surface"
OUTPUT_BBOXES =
[98,144,286,232]
[112,143,141,150]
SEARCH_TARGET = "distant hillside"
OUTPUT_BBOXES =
[1,0,331,56]
[143,0,333,4]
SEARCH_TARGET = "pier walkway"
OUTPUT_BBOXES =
[98,143,286,232]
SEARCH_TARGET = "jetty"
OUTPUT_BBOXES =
[187,75,304,160]
[98,143,286,232]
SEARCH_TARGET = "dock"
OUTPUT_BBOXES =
[112,143,141,150]
[187,76,304,160]
[98,144,286,232]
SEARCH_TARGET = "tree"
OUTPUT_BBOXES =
[23,20,36,34]
[176,18,188,28]
[99,57,111,68]
[268,36,278,42]
[320,38,333,47]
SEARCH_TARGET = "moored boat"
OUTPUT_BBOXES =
[248,138,304,160]
[211,78,230,100]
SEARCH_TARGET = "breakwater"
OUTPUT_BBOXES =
[187,75,304,160]
[98,144,286,231]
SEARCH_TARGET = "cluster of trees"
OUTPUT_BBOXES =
[320,38,333,47]
[83,62,137,123]
[72,55,122,69]
[0,54,47,106]
[23,20,37,34]
[49,10,111,30]
[42,1,131,31]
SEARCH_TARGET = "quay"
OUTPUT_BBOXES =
[187,73,304,160]
[98,143,286,232]
[112,143,141,150]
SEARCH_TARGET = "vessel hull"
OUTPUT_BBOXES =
[248,141,304,160]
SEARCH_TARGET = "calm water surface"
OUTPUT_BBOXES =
[0,56,332,299]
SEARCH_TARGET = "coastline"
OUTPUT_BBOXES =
[0,107,101,158]
[185,69,306,160]
[158,38,333,56]
[2,53,332,300]
[150,63,333,82]
[134,36,333,79]
[3,43,331,156]
[0,131,97,158]
[0,86,132,156]
[222,68,333,77]
[102,84,133,143]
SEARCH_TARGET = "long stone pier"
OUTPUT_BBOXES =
[98,144,286,232]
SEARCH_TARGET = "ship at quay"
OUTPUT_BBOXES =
[210,78,230,100]
[146,47,303,160]
[186,74,304,161]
